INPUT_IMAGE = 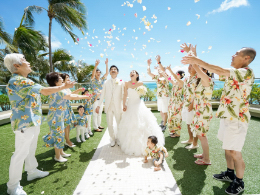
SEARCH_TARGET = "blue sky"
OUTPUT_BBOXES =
[1,0,260,81]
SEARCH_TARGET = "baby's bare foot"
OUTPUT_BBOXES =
[154,167,161,171]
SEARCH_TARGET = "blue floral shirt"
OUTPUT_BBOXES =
[7,74,43,131]
[90,76,106,93]
[75,114,88,127]
[83,96,96,115]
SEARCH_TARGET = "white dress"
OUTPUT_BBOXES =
[117,88,165,156]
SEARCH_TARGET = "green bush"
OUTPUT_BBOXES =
[212,88,223,100]
[0,94,11,111]
[249,83,260,105]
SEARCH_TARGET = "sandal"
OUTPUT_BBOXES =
[171,134,180,138]
[94,129,102,132]
[195,159,211,165]
[194,154,203,159]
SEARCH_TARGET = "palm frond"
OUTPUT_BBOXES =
[13,24,48,61]
[23,6,44,26]
[0,17,17,52]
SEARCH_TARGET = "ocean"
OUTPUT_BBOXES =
[144,79,260,92]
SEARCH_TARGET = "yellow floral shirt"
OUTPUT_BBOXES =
[145,145,164,159]
[153,75,170,98]
[216,68,254,123]
[183,74,198,107]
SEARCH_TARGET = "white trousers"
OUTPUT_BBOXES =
[7,126,40,190]
[93,100,103,129]
[106,102,122,142]
[76,126,87,140]
[86,115,91,132]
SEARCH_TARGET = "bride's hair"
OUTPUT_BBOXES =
[132,70,139,81]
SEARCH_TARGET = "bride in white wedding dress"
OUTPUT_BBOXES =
[117,70,165,156]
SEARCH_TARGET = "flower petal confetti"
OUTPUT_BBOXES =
[196,14,200,19]
[195,0,200,2]
[181,50,185,53]
[142,6,146,11]
[165,25,167,29]
[168,7,171,10]
[186,21,191,26]
[100,53,104,58]
[134,13,137,18]
[177,40,181,42]
[137,0,142,3]
[77,38,79,41]
[208,46,212,50]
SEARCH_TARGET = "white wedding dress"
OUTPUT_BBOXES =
[117,88,165,156]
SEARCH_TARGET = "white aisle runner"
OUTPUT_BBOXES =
[73,129,181,195]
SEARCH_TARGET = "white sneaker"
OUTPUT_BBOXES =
[181,140,193,145]
[7,185,27,195]
[88,131,93,136]
[86,133,90,139]
[54,156,68,162]
[27,169,49,181]
[185,144,199,150]
[76,138,81,143]
[82,138,86,142]
[61,153,71,158]
[110,140,116,147]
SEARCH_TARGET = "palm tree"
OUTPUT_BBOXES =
[23,1,87,72]
[52,48,73,72]
[0,17,16,53]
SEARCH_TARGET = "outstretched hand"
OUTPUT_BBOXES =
[155,55,161,63]
[95,59,100,66]
[105,58,108,65]
[166,64,171,70]
[181,56,200,65]
[64,81,75,89]
[180,43,190,53]
[147,58,152,66]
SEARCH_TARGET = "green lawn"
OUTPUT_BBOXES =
[0,111,259,195]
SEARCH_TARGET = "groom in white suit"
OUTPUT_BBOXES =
[95,65,124,147]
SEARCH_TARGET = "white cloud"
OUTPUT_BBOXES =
[208,0,249,15]
[45,36,62,49]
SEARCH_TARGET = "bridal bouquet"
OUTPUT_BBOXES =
[136,86,147,96]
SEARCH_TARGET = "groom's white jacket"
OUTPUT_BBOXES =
[98,78,124,113]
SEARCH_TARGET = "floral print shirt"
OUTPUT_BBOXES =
[90,76,106,93]
[145,145,164,159]
[7,74,43,131]
[183,74,198,108]
[83,96,96,115]
[191,78,214,137]
[216,68,254,123]
[75,114,88,127]
[153,75,170,98]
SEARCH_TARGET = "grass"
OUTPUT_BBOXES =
[0,111,259,195]
[0,114,107,195]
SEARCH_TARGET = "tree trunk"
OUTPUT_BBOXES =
[49,17,53,72]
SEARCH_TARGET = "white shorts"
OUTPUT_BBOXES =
[181,107,194,125]
[157,97,170,113]
[217,119,248,152]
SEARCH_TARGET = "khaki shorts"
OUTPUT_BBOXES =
[217,119,248,152]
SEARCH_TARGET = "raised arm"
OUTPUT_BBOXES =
[147,58,155,78]
[63,94,92,101]
[123,82,128,111]
[192,64,210,87]
[91,59,100,80]
[181,56,230,77]
[103,58,109,78]
[40,81,75,96]
[166,65,184,86]
[71,88,84,94]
